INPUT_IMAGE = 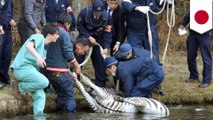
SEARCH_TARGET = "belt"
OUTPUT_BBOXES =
[52,71,61,77]
[46,67,69,72]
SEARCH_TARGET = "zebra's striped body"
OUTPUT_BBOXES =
[76,74,169,116]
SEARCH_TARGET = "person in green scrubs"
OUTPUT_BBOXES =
[10,23,59,116]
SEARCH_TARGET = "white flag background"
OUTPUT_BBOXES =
[190,0,212,34]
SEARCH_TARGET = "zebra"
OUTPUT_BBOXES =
[75,74,170,116]
[75,77,138,113]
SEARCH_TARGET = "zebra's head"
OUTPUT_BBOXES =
[80,74,110,99]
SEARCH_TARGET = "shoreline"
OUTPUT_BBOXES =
[1,51,213,116]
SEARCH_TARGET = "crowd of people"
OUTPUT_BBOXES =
[1,0,210,117]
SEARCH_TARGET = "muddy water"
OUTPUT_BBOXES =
[2,105,213,120]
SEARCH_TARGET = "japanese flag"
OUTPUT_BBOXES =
[190,0,212,34]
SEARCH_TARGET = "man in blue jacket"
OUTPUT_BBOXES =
[121,0,171,64]
[0,0,16,88]
[77,0,113,87]
[181,12,212,88]
[44,13,81,113]
[45,0,76,37]
[105,56,164,98]
[114,43,165,95]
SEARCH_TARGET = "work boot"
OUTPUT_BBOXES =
[153,85,166,96]
[199,83,210,88]
[12,80,21,100]
[0,81,4,89]
[185,78,200,83]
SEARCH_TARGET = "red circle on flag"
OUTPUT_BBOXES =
[194,10,209,24]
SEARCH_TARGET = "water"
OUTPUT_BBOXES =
[1,105,213,120]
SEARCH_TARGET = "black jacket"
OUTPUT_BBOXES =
[103,1,126,50]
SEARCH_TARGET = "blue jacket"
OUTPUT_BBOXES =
[77,7,113,49]
[45,0,76,31]
[45,27,75,69]
[133,47,157,61]
[0,0,13,29]
[122,0,162,33]
[115,47,157,61]
[116,55,162,96]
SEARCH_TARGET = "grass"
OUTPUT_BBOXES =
[1,48,213,116]
[156,50,213,105]
[76,50,213,105]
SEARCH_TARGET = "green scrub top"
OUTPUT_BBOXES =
[10,34,46,70]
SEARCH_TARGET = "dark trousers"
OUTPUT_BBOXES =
[127,26,160,64]
[0,29,12,84]
[76,45,107,87]
[131,70,165,98]
[187,31,212,84]
[45,71,76,112]
[18,19,35,45]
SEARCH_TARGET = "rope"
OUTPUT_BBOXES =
[79,46,93,67]
[146,12,153,59]
[146,0,166,60]
[146,0,175,64]
[162,1,175,65]
[79,43,106,67]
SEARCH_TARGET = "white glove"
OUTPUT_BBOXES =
[136,6,150,14]
[0,26,4,35]
[159,0,173,5]
[167,0,174,4]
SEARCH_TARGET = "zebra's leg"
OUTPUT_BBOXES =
[113,95,124,102]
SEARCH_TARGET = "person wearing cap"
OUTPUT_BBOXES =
[105,56,164,98]
[180,12,212,88]
[45,0,76,37]
[42,13,83,113]
[10,23,59,116]
[122,0,172,64]
[114,43,156,61]
[103,0,126,55]
[77,0,113,87]
[114,43,165,95]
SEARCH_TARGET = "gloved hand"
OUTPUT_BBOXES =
[135,6,150,14]
[167,0,174,4]
[159,0,174,5]
[0,26,5,35]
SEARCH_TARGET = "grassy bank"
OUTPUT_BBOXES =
[1,49,212,116]
[158,51,213,105]
[81,50,213,105]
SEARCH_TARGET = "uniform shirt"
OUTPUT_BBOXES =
[45,0,76,31]
[0,0,13,29]
[116,55,162,97]
[77,7,113,49]
[10,34,46,70]
[19,0,46,29]
[115,47,157,62]
[122,0,162,32]
[133,47,157,61]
